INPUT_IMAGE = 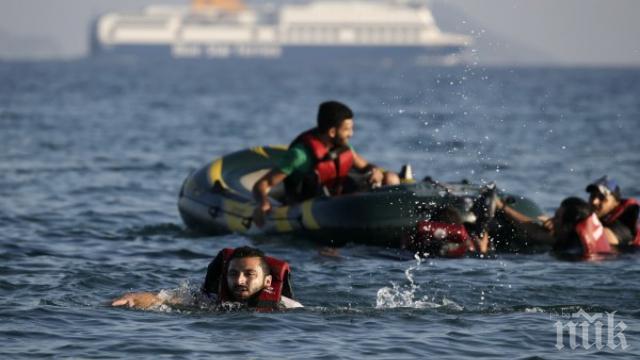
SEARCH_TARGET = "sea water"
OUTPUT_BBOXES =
[1,59,639,358]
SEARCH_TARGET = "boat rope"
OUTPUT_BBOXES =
[208,205,305,230]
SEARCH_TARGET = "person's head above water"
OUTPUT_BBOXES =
[316,100,354,147]
[111,245,300,310]
[553,197,592,241]
[585,176,621,218]
[549,197,590,255]
[226,246,272,301]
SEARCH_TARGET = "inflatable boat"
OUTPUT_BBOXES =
[178,146,544,250]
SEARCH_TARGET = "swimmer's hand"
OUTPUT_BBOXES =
[111,292,161,309]
[476,231,490,255]
[318,247,340,257]
[539,215,554,234]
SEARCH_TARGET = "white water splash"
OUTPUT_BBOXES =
[375,254,462,310]
[148,280,216,313]
[524,307,545,313]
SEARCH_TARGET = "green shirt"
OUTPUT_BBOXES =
[277,143,355,182]
[277,143,314,176]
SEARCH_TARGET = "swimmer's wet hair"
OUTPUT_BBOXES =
[229,246,270,275]
[559,197,592,225]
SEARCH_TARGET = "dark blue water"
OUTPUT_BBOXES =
[1,59,639,359]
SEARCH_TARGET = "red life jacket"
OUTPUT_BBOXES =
[602,198,640,247]
[295,129,354,194]
[575,214,614,260]
[413,220,472,258]
[202,248,294,312]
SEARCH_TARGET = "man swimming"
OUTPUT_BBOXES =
[112,246,302,310]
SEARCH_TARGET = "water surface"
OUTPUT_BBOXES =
[1,60,639,358]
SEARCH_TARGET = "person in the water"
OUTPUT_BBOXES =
[498,196,614,259]
[408,205,493,257]
[585,176,639,250]
[547,197,617,259]
[111,246,303,310]
[252,100,400,227]
[496,176,639,256]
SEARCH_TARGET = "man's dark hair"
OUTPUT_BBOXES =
[317,101,353,133]
[553,197,593,255]
[229,246,270,275]
[559,197,592,225]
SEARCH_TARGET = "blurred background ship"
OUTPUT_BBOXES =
[92,0,471,63]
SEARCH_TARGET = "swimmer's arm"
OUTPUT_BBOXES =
[497,198,542,225]
[475,231,490,255]
[111,290,182,310]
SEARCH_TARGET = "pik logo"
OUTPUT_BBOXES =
[555,309,629,351]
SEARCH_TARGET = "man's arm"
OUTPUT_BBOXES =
[111,291,178,310]
[604,223,627,246]
[496,197,543,225]
[252,170,288,227]
[351,150,384,186]
[496,198,556,246]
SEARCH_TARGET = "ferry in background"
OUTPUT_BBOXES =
[92,0,471,63]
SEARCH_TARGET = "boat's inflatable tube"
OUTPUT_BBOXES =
[178,146,543,248]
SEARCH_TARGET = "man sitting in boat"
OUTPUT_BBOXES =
[111,246,303,310]
[252,100,400,227]
[496,176,639,255]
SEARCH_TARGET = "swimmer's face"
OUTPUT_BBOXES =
[226,257,272,301]
[588,190,618,218]
[329,118,353,147]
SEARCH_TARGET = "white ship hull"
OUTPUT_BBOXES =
[92,1,471,62]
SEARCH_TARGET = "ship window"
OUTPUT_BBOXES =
[381,27,390,42]
[317,27,326,42]
[118,19,168,28]
[357,27,366,43]
[399,28,406,42]
[358,27,369,43]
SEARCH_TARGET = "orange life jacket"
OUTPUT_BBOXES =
[291,129,354,195]
[412,220,472,257]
